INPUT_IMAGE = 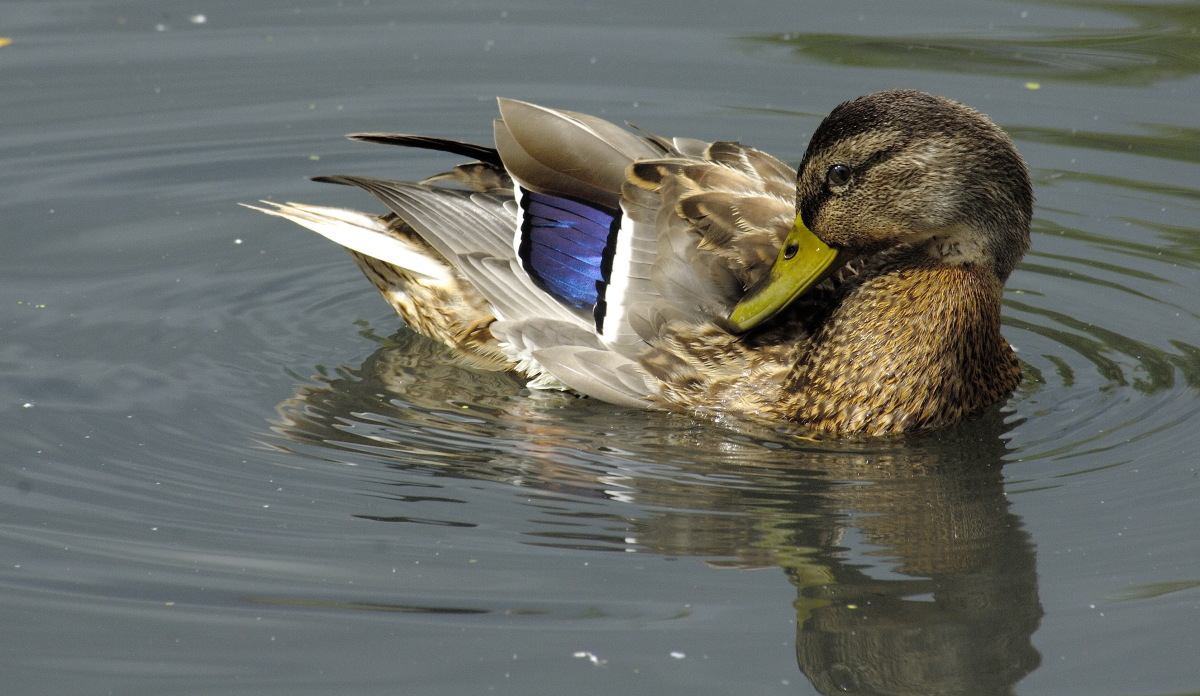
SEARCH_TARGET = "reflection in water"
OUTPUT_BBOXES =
[1011,123,1200,165]
[747,1,1200,87]
[270,331,1042,695]
[785,447,1041,696]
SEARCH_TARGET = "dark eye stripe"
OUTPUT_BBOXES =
[859,147,900,173]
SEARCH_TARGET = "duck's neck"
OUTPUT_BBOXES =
[784,255,1021,435]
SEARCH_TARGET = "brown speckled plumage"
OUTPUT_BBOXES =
[251,90,1032,436]
[347,245,510,371]
[646,253,1020,433]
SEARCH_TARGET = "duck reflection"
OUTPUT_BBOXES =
[270,331,1041,695]
[784,442,1041,695]
[614,420,1042,695]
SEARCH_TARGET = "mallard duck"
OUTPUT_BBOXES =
[250,89,1032,436]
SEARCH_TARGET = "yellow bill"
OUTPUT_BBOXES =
[728,216,844,331]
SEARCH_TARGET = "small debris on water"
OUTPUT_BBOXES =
[573,651,607,666]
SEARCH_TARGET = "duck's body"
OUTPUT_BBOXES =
[252,90,1031,436]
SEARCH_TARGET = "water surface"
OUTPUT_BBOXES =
[2,1,1198,694]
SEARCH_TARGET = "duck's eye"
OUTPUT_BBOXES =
[826,163,852,187]
[783,243,799,260]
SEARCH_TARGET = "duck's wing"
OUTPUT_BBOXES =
[493,101,800,356]
[628,140,798,305]
[255,100,799,408]
[496,115,801,406]
[311,175,589,330]
[284,174,647,399]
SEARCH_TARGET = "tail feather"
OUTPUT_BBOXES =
[240,201,452,281]
[346,133,502,166]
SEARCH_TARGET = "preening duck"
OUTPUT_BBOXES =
[249,89,1032,436]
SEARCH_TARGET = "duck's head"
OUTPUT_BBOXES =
[729,89,1032,331]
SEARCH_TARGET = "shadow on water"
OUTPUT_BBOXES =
[268,331,1042,695]
[743,0,1200,87]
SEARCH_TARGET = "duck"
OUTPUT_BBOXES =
[249,89,1032,436]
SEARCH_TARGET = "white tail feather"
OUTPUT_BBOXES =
[243,202,451,281]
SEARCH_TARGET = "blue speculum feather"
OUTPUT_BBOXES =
[517,188,620,323]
